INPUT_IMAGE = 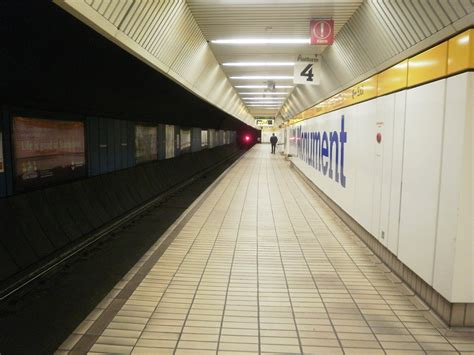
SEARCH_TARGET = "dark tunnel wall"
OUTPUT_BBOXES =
[0,144,244,295]
[0,0,254,131]
[0,0,258,295]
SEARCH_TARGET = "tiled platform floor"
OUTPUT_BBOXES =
[58,145,474,354]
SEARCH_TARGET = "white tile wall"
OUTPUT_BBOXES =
[284,74,473,302]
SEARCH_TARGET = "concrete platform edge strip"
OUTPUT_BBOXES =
[288,158,473,329]
[68,151,246,353]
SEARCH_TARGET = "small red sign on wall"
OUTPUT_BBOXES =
[310,19,334,45]
[376,132,382,143]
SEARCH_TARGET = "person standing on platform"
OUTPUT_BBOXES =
[270,133,278,154]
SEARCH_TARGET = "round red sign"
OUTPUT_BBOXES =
[376,132,382,143]
[312,21,332,40]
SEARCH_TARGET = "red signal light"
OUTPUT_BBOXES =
[245,135,250,142]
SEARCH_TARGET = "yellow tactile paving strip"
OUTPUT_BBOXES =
[57,145,474,355]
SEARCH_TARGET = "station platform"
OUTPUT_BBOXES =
[57,145,474,355]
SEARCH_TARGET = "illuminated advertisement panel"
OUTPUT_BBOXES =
[13,116,85,191]
[180,128,191,153]
[255,118,274,127]
[208,129,217,148]
[201,130,208,148]
[165,124,175,159]
[135,124,158,163]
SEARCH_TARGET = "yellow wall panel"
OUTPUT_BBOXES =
[378,60,408,96]
[290,29,474,126]
[408,42,448,87]
[306,106,318,118]
[448,29,473,75]
[470,29,474,68]
[348,76,378,104]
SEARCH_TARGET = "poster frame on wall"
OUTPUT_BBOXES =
[201,129,208,149]
[10,108,88,192]
[134,123,158,164]
[180,128,191,153]
[165,124,175,159]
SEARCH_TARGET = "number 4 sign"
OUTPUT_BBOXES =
[293,61,321,85]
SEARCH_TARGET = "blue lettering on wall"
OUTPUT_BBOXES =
[297,115,347,188]
[321,132,329,175]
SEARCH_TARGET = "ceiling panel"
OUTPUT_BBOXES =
[187,0,363,118]
[280,0,474,120]
[56,0,255,126]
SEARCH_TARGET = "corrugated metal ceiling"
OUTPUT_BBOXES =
[281,0,474,121]
[187,0,363,117]
[56,0,473,124]
[55,0,255,126]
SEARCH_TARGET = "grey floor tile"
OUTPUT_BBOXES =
[58,146,462,354]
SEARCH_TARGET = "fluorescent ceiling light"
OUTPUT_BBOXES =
[223,62,295,67]
[243,98,284,101]
[212,38,310,44]
[247,104,281,107]
[235,85,293,89]
[243,96,285,99]
[244,101,284,104]
[247,102,281,107]
[239,92,288,95]
[230,76,293,80]
[458,35,469,44]
[245,102,283,105]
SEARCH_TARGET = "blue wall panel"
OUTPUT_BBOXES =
[99,118,108,174]
[3,110,13,196]
[114,119,121,171]
[127,121,135,168]
[191,127,201,153]
[87,117,100,176]
[118,121,128,169]
[0,111,7,197]
[0,107,215,199]
[106,118,115,173]
[175,125,181,157]
[158,124,166,160]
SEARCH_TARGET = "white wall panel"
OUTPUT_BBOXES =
[353,101,377,233]
[434,73,473,302]
[433,74,467,299]
[451,73,473,301]
[287,74,472,302]
[398,79,446,283]
[387,91,407,254]
[288,104,358,220]
[373,94,395,244]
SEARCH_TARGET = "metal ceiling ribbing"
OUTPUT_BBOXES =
[54,0,254,126]
[187,1,362,39]
[187,0,363,117]
[280,0,474,121]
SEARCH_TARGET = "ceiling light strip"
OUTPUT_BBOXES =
[223,62,295,67]
[235,85,293,89]
[246,104,281,107]
[243,99,285,101]
[230,76,293,80]
[211,38,310,44]
[239,92,288,95]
